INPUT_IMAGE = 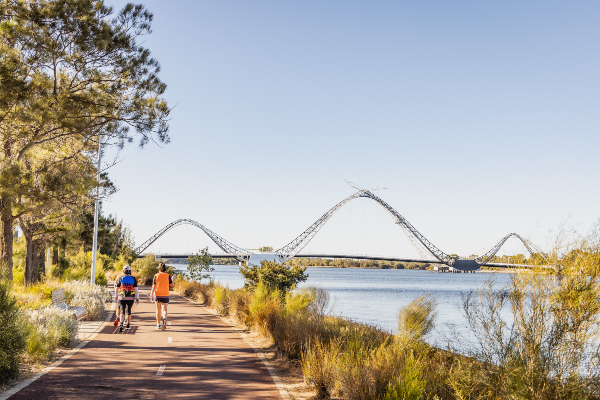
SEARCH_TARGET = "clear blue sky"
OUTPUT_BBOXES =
[104,0,600,258]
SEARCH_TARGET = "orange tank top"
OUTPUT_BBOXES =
[154,272,171,297]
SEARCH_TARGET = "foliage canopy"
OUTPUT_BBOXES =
[186,247,213,283]
[0,0,170,281]
[240,260,308,293]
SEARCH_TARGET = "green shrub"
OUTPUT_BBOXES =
[12,267,25,285]
[284,287,314,316]
[63,280,111,320]
[176,280,211,304]
[132,255,178,285]
[248,282,282,337]
[240,260,307,292]
[26,306,78,361]
[384,354,426,400]
[131,255,157,285]
[12,238,26,284]
[62,248,108,284]
[0,280,27,384]
[186,247,214,283]
[397,295,438,343]
[213,285,230,315]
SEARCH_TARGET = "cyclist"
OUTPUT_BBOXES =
[151,262,174,330]
[114,265,139,333]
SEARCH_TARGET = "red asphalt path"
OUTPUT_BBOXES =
[9,287,282,399]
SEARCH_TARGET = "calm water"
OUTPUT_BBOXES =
[170,264,513,345]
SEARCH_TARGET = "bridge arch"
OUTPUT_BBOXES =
[475,233,546,265]
[275,190,454,264]
[135,190,545,268]
[134,219,251,261]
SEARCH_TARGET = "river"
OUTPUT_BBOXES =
[169,263,513,346]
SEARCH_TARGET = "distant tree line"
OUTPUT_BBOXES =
[486,253,547,265]
[283,252,550,270]
[284,257,432,270]
[160,257,238,266]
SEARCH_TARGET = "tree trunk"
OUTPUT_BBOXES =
[0,196,13,280]
[52,246,58,266]
[38,246,46,281]
[20,221,33,285]
[31,240,39,284]
[59,238,66,260]
[41,246,47,280]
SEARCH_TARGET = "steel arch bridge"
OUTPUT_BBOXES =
[134,189,546,270]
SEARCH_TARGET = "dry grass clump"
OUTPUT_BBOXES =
[1,277,113,384]
[227,289,252,325]
[104,269,120,281]
[176,280,212,304]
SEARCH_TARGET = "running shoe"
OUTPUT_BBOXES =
[113,316,120,326]
[126,323,131,330]
[119,325,124,333]
[156,324,160,329]
[162,318,167,331]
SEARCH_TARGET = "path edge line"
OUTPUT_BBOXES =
[178,294,292,400]
[0,309,113,400]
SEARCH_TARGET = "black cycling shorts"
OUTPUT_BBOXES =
[119,299,135,315]
[155,296,170,304]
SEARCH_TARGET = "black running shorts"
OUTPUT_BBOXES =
[156,296,170,304]
[119,299,135,315]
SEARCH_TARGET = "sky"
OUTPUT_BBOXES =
[103,0,600,258]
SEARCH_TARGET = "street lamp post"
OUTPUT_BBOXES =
[91,139,102,284]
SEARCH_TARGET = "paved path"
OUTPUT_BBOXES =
[9,287,282,399]
[78,320,106,340]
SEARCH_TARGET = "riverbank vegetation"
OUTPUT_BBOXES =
[175,227,600,399]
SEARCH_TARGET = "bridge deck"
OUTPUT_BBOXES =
[143,254,532,269]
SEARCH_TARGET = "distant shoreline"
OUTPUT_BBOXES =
[168,262,525,273]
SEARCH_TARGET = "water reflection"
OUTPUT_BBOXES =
[169,263,513,345]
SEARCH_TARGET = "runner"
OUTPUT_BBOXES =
[113,300,121,326]
[113,280,121,326]
[114,265,139,333]
[150,262,174,330]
